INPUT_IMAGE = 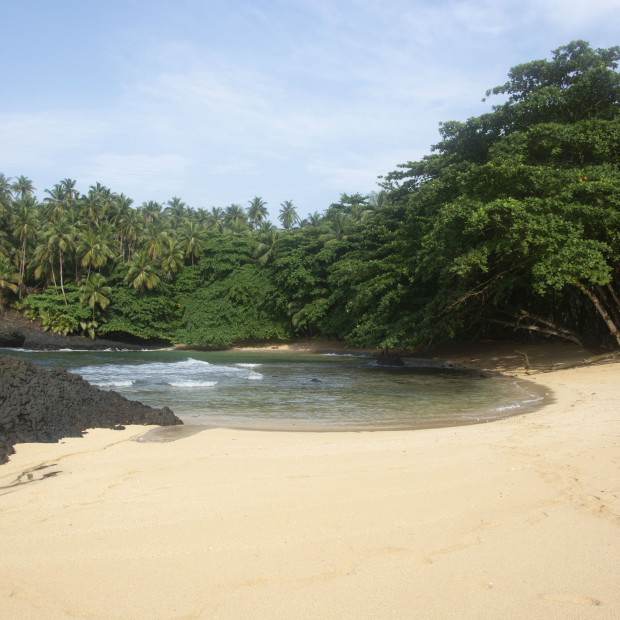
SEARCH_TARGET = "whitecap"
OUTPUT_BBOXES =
[167,381,218,388]
[235,363,263,368]
[93,380,134,388]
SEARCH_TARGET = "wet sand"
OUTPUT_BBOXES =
[0,342,618,618]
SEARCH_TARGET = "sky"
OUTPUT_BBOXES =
[1,0,619,222]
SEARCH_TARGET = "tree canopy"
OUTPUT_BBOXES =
[1,41,618,349]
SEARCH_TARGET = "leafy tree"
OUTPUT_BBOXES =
[376,40,620,348]
[178,263,291,347]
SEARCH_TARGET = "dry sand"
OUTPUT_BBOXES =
[0,343,618,619]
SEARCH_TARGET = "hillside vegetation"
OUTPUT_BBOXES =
[1,41,618,350]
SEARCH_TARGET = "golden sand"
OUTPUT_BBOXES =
[1,343,618,619]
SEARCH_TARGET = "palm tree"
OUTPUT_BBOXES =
[0,173,12,220]
[159,238,184,281]
[33,235,59,291]
[224,204,249,234]
[77,224,116,281]
[79,272,112,338]
[178,221,205,265]
[124,250,161,292]
[368,190,387,209]
[110,193,134,255]
[141,219,170,260]
[0,256,18,313]
[247,196,269,230]
[80,273,111,320]
[117,207,141,261]
[165,196,187,226]
[81,188,103,224]
[278,200,299,230]
[141,200,162,224]
[319,213,353,246]
[60,178,78,200]
[224,204,246,224]
[42,219,77,305]
[254,230,280,265]
[306,211,323,227]
[207,206,225,232]
[11,175,35,199]
[11,197,40,298]
[43,184,68,223]
[89,182,113,219]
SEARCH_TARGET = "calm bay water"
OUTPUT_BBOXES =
[2,348,548,431]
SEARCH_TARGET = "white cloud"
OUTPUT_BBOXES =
[83,153,189,200]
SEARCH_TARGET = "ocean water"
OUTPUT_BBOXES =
[1,349,548,431]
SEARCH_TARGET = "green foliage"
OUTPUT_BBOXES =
[177,263,292,347]
[19,285,91,336]
[2,41,619,349]
[99,283,181,341]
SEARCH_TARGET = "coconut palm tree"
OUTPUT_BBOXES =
[43,184,68,223]
[11,197,40,298]
[124,250,161,292]
[141,200,163,224]
[319,213,353,246]
[60,178,78,200]
[306,211,323,227]
[278,200,299,230]
[178,221,205,266]
[79,272,112,338]
[41,219,77,305]
[117,206,141,260]
[80,272,111,319]
[77,224,116,282]
[254,229,280,265]
[159,237,184,281]
[0,256,18,312]
[207,207,225,232]
[0,173,12,221]
[141,219,170,260]
[81,188,103,224]
[11,175,35,199]
[165,196,187,226]
[247,196,268,230]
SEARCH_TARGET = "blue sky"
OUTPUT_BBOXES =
[1,0,619,222]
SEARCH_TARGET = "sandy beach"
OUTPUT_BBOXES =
[0,343,618,619]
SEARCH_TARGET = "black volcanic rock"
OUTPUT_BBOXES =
[0,354,182,465]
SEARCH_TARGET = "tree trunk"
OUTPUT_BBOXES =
[581,284,620,347]
[58,249,68,307]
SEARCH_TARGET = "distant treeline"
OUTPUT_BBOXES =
[1,41,619,350]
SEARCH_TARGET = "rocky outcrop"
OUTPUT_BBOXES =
[0,354,182,465]
[0,311,166,351]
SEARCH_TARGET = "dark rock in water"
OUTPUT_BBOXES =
[0,354,182,465]
[375,350,405,366]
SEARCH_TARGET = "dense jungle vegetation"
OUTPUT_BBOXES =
[1,41,619,350]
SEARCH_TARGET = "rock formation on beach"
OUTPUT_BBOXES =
[0,354,182,465]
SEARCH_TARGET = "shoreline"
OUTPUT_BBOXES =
[1,343,618,618]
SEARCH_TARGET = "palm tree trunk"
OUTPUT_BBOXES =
[19,238,26,298]
[58,249,68,306]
